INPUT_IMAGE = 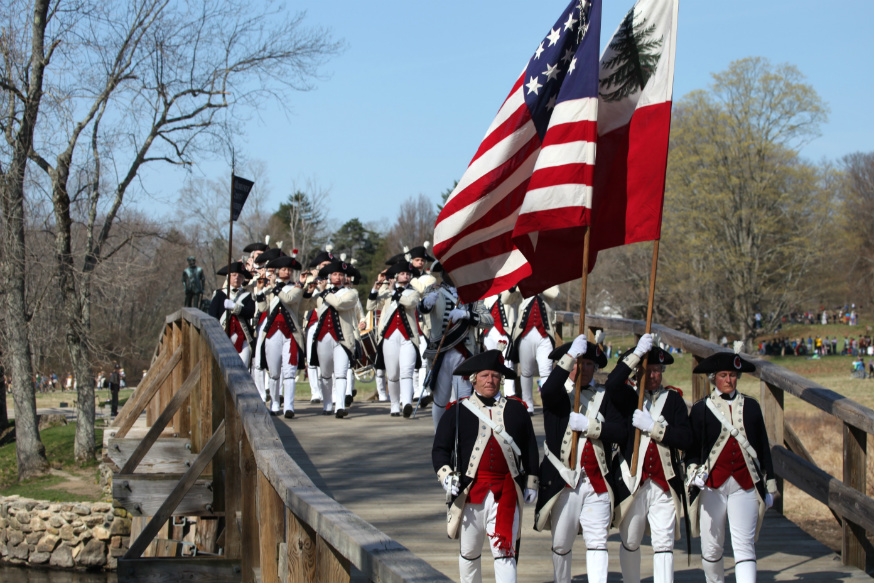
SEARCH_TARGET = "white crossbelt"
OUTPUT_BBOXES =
[461,399,522,457]
[544,447,580,487]
[705,397,761,474]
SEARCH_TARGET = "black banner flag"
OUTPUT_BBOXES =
[231,175,254,221]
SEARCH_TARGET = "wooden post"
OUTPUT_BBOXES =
[692,354,709,403]
[209,354,224,511]
[316,536,350,583]
[223,387,242,559]
[241,430,260,582]
[174,320,191,438]
[760,380,784,514]
[189,324,203,454]
[842,422,868,570]
[286,508,317,583]
[258,471,285,583]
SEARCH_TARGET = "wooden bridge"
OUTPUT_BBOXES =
[102,308,874,582]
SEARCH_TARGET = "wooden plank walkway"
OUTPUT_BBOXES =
[275,399,873,582]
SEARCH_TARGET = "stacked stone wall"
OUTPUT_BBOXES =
[0,496,131,570]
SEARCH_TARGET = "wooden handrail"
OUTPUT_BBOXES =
[115,308,451,583]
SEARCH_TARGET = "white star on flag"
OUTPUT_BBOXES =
[542,62,559,82]
[563,12,577,31]
[525,76,543,95]
[534,42,545,59]
[561,47,574,63]
[546,95,557,110]
[568,56,577,74]
[546,27,561,46]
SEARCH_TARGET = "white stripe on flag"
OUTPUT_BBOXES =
[549,97,599,126]
[450,249,530,287]
[481,83,526,142]
[518,184,593,215]
[533,140,597,170]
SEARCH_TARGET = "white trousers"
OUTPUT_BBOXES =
[430,349,472,430]
[316,336,349,413]
[517,330,552,411]
[416,336,429,398]
[376,368,387,401]
[229,332,251,367]
[484,328,515,396]
[550,479,611,583]
[305,325,322,402]
[699,477,759,583]
[620,479,676,583]
[383,330,417,414]
[252,319,269,405]
[264,333,296,413]
[459,491,519,583]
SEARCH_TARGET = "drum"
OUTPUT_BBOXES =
[353,331,379,382]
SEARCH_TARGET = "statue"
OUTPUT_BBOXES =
[182,256,205,308]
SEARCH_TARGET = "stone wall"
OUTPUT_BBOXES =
[0,496,131,570]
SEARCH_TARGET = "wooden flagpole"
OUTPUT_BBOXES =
[224,168,235,333]
[629,238,660,476]
[569,227,591,470]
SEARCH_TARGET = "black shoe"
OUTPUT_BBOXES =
[322,410,332,416]
[403,404,413,418]
[270,410,280,416]
[335,409,348,419]
[345,394,353,407]
[390,412,401,417]
[284,410,295,419]
[352,388,357,397]
[310,398,322,404]
[420,395,432,408]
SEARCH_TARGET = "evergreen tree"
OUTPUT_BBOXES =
[599,7,663,102]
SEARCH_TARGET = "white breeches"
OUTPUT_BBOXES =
[550,480,611,583]
[431,349,472,430]
[619,479,676,583]
[699,477,759,583]
[306,325,322,401]
[459,491,519,583]
[316,336,349,412]
[517,330,553,411]
[264,333,296,413]
[383,330,417,413]
[376,368,387,401]
[229,332,251,367]
[416,336,429,398]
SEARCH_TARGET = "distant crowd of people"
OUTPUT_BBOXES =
[758,334,873,357]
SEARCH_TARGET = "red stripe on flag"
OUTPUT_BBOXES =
[470,103,531,165]
[527,163,594,192]
[456,267,532,305]
[540,120,598,148]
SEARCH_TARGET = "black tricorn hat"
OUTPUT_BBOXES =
[216,261,252,278]
[549,342,608,368]
[407,243,435,261]
[693,351,756,374]
[243,242,269,253]
[309,246,335,268]
[430,261,444,273]
[385,251,407,266]
[453,349,517,379]
[255,248,281,265]
[619,346,674,367]
[318,260,349,278]
[265,255,302,270]
[385,261,421,279]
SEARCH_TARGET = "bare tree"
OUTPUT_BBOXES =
[0,0,342,467]
[384,193,437,255]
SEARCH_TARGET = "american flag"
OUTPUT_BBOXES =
[434,0,602,303]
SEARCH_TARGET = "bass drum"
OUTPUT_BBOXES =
[354,331,379,382]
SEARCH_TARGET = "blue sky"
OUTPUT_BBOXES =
[138,0,874,228]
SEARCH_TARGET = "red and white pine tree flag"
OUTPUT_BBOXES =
[587,0,679,271]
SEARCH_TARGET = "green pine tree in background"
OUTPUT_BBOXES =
[599,7,663,102]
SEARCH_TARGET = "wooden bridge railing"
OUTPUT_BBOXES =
[104,308,452,583]
[553,312,874,572]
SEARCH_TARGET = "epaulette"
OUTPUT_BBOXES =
[665,385,683,398]
[506,396,525,404]
[445,396,470,410]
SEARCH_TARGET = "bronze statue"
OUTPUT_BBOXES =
[182,256,205,308]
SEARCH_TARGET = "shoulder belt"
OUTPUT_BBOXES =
[705,397,761,472]
[461,400,522,457]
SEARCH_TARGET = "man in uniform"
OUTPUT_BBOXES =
[483,287,520,398]
[311,259,361,418]
[432,350,539,583]
[419,262,492,429]
[508,285,560,413]
[208,261,256,366]
[368,261,422,417]
[303,245,337,404]
[182,256,205,308]
[535,334,651,583]
[611,341,693,583]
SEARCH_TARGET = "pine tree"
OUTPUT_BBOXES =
[599,7,663,102]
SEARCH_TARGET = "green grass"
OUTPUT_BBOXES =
[0,474,100,502]
[0,422,104,498]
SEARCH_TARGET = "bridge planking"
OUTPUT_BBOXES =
[277,399,874,582]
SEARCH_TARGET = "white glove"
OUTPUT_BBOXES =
[632,409,655,433]
[442,474,459,496]
[691,471,708,489]
[633,333,653,358]
[423,292,438,309]
[765,493,774,509]
[448,308,469,323]
[568,335,588,359]
[523,488,537,504]
[223,299,236,310]
[568,412,589,433]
